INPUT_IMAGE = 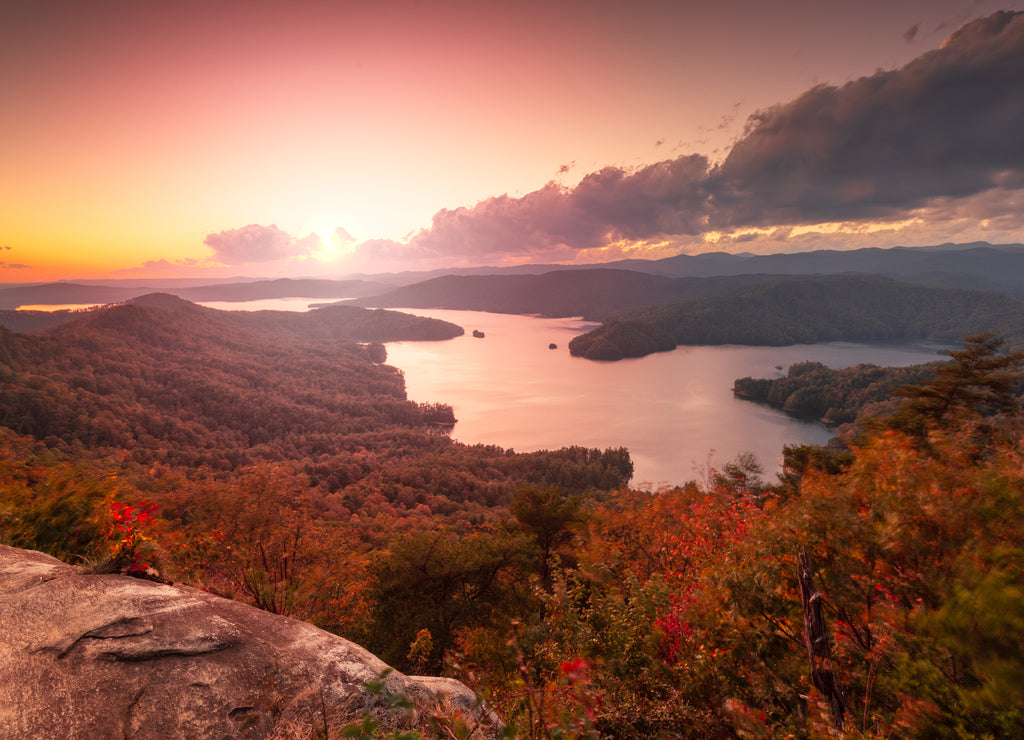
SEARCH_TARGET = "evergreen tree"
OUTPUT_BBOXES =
[890,332,1023,436]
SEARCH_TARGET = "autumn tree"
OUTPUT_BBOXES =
[359,526,530,672]
[510,484,585,590]
[890,332,1022,434]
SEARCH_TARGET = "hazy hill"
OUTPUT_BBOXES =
[173,277,385,303]
[0,277,386,311]
[0,293,630,492]
[127,293,466,343]
[0,308,100,333]
[344,241,1024,295]
[6,242,1024,315]
[626,242,1024,286]
[568,275,1024,360]
[0,282,140,310]
[343,269,781,321]
[0,291,466,337]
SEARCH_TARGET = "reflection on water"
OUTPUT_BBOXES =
[197,298,326,312]
[383,308,947,489]
[18,297,328,313]
[34,296,945,490]
[16,303,104,312]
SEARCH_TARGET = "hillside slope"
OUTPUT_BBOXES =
[345,269,789,320]
[568,275,1024,360]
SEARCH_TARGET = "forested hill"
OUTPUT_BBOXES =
[732,361,945,425]
[2,293,466,339]
[125,293,468,343]
[0,294,631,498]
[568,275,1024,360]
[637,242,1024,291]
[0,295,446,459]
[343,269,786,321]
[0,277,387,311]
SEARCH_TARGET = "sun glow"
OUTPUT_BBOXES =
[788,218,924,237]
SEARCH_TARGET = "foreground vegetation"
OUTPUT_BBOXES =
[2,301,1023,737]
[732,360,945,424]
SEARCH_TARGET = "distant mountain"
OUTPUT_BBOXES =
[0,308,100,333]
[125,293,464,343]
[0,293,465,338]
[338,242,1024,318]
[0,282,142,310]
[0,277,387,311]
[6,242,1024,314]
[606,243,1024,298]
[567,275,1024,360]
[342,269,783,321]
[346,241,1024,294]
[173,278,385,303]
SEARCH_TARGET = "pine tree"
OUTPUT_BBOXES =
[890,332,1023,434]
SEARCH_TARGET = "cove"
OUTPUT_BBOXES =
[383,308,947,490]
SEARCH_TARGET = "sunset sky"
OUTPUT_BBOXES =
[3,0,1024,282]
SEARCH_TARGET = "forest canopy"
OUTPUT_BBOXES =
[570,275,1024,360]
[3,293,1024,738]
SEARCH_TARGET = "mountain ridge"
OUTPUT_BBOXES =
[5,242,1024,313]
[567,275,1024,360]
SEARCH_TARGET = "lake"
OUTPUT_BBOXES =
[379,308,948,490]
[194,298,953,487]
[27,297,949,484]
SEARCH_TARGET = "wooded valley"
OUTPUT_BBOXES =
[2,293,1024,738]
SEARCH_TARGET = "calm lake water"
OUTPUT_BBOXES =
[381,308,948,489]
[200,298,942,488]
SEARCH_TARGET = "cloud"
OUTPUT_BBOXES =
[0,262,30,270]
[337,12,1024,270]
[203,224,323,264]
[348,155,712,267]
[903,23,919,43]
[708,10,1024,229]
[330,227,357,248]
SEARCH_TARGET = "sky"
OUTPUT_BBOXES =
[3,0,1024,282]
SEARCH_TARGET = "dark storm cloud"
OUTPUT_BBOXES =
[708,10,1024,229]
[571,157,710,239]
[400,156,711,262]
[406,183,598,262]
[203,224,321,264]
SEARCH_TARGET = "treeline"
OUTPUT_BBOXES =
[569,275,1024,360]
[4,335,1024,737]
[348,269,780,321]
[0,297,631,511]
[733,360,945,424]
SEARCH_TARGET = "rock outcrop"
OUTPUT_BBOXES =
[0,545,498,739]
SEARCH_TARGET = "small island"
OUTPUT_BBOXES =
[472,329,485,338]
[549,343,557,349]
